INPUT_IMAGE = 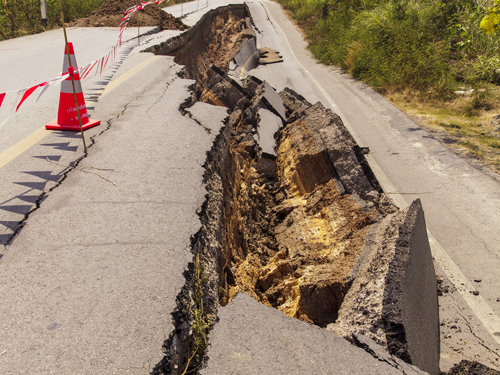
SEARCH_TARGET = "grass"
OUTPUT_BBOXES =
[182,253,211,373]
[275,0,500,174]
[192,254,210,357]
[387,88,500,170]
[0,0,107,40]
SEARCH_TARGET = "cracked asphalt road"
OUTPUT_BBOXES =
[0,0,499,373]
[0,52,227,373]
[0,28,161,247]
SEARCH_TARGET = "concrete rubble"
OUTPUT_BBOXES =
[258,47,283,65]
[3,3,497,375]
[201,293,428,375]
[146,4,441,375]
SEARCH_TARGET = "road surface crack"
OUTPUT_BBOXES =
[146,63,177,114]
[183,109,212,134]
[464,222,498,261]
[458,310,500,358]
[351,334,421,375]
[177,86,212,135]
[2,94,130,247]
[256,0,277,32]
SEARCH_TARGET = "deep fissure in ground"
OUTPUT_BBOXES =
[150,5,441,375]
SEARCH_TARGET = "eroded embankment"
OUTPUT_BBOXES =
[218,87,396,327]
[150,5,440,375]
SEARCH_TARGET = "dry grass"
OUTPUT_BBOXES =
[386,88,500,173]
[271,0,500,175]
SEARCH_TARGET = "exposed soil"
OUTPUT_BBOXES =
[218,95,392,328]
[448,360,500,375]
[68,0,188,30]
[143,5,254,90]
[147,4,498,375]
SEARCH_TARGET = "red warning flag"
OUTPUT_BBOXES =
[83,60,99,80]
[16,83,46,112]
[0,93,5,109]
[103,52,111,70]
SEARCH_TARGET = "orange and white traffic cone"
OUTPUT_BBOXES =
[45,42,100,131]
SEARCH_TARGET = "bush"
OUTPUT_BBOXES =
[471,55,500,84]
[277,0,500,97]
[0,0,106,40]
[310,0,452,92]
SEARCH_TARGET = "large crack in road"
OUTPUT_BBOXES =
[1,2,497,374]
[144,4,443,375]
[1,3,498,374]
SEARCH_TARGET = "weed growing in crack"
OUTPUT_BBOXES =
[182,253,211,374]
[218,286,229,306]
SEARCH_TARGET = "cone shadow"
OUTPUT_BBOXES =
[40,142,79,152]
[22,171,62,182]
[0,205,33,214]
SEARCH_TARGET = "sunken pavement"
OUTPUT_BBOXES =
[3,3,491,375]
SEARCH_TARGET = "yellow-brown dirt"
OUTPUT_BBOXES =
[218,107,378,327]
[69,0,188,29]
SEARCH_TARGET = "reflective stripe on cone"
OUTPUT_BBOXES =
[45,42,100,131]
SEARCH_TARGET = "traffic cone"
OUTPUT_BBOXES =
[45,42,100,131]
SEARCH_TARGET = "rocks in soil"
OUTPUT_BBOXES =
[199,66,251,109]
[447,360,500,375]
[208,81,439,373]
[186,65,440,371]
[148,4,440,374]
[437,276,450,296]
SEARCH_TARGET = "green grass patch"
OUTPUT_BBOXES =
[180,253,211,374]
[482,136,500,149]
[388,88,500,171]
[440,122,462,129]
[275,0,500,171]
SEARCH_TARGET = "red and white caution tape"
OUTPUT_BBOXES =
[118,0,170,43]
[0,71,72,129]
[1,0,173,127]
[16,82,47,112]
[0,51,109,119]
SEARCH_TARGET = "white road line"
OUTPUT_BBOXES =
[428,232,500,344]
[259,0,500,345]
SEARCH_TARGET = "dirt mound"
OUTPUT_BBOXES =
[448,360,500,375]
[69,0,188,30]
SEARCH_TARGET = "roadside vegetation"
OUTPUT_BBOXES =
[0,0,106,39]
[276,0,500,171]
[0,0,189,41]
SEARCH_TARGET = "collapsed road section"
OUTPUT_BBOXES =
[2,3,500,375]
[146,4,440,375]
